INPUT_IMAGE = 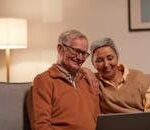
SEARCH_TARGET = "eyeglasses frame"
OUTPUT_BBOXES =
[62,43,90,58]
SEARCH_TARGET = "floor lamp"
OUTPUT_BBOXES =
[0,18,27,83]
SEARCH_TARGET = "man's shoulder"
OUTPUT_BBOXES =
[34,64,58,80]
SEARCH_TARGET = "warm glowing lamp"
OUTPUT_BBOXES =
[0,18,27,82]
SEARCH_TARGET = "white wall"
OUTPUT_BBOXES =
[0,0,150,82]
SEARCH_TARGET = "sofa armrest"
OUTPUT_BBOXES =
[0,82,31,130]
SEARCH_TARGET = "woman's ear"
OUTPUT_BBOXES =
[91,56,97,70]
[91,56,95,66]
[117,56,120,66]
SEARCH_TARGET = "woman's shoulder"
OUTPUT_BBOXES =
[129,69,145,76]
[128,69,150,82]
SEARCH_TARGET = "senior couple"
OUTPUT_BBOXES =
[26,29,150,130]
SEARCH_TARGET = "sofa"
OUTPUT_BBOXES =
[0,75,150,130]
[0,82,31,130]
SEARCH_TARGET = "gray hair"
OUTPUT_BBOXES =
[58,29,88,45]
[90,37,119,56]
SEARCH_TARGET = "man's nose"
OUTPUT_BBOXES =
[77,53,85,60]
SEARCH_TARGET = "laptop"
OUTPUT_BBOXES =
[96,112,150,130]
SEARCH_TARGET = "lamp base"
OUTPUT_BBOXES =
[5,49,10,83]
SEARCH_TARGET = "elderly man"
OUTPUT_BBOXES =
[26,29,100,130]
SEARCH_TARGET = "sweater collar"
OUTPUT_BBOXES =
[47,64,82,82]
[97,64,129,87]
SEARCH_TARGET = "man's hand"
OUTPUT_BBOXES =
[81,67,100,95]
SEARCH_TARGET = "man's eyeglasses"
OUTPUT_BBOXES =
[62,44,90,58]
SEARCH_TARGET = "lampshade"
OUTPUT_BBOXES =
[0,18,27,82]
[0,18,27,49]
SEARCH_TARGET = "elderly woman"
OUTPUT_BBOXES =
[85,37,150,114]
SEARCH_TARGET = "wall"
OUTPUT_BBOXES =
[0,0,150,82]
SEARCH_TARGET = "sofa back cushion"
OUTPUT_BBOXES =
[0,82,31,130]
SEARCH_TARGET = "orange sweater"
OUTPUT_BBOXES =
[26,64,100,130]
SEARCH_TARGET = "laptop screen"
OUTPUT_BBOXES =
[96,112,150,130]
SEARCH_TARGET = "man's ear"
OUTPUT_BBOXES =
[57,44,63,53]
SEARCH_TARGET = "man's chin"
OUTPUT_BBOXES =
[70,64,81,72]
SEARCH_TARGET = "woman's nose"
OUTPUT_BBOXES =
[104,60,109,67]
